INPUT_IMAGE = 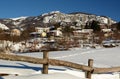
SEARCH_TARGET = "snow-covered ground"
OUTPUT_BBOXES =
[0,47,120,79]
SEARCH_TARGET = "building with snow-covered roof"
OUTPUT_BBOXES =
[35,27,50,33]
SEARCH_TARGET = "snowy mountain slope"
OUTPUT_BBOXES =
[0,11,116,29]
[42,11,116,25]
[10,16,28,26]
[10,16,27,21]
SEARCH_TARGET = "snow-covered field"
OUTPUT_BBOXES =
[0,47,120,79]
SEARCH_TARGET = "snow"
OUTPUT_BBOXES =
[13,21,21,26]
[3,73,82,79]
[0,47,120,79]
[100,17,108,24]
[0,23,9,30]
[10,16,27,20]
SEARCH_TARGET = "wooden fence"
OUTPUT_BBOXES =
[0,51,120,79]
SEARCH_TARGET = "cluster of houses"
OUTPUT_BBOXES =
[0,24,120,53]
[19,26,95,52]
[0,26,64,53]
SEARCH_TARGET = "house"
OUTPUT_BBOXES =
[73,29,93,37]
[35,27,50,33]
[102,29,112,33]
[73,29,93,45]
[49,29,62,37]
[30,27,50,38]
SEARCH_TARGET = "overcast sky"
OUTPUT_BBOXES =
[0,0,119,22]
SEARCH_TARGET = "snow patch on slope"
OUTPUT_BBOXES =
[0,23,9,30]
[10,16,27,20]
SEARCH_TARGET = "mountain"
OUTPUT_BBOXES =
[0,11,116,30]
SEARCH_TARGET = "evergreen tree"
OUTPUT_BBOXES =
[91,20,101,32]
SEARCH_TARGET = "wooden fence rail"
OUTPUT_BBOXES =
[94,67,120,73]
[0,52,120,79]
[0,53,92,71]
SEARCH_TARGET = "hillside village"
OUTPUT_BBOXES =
[0,11,120,53]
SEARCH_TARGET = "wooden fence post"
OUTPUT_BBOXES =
[86,59,93,79]
[42,51,49,74]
